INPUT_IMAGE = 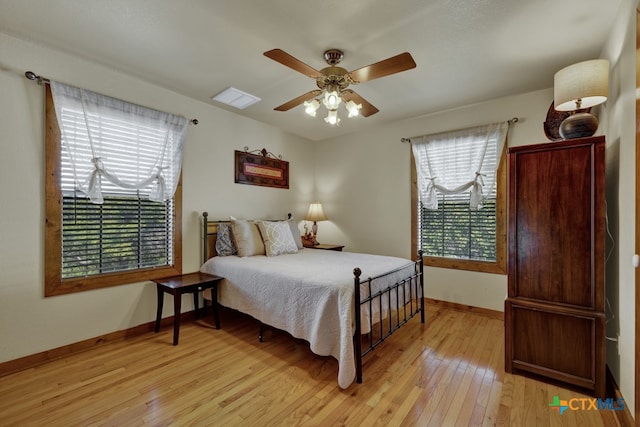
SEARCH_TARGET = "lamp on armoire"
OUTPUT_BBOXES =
[554,59,609,139]
[305,203,327,243]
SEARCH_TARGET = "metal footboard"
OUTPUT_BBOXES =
[353,251,424,383]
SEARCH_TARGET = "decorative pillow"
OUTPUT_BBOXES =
[258,221,299,257]
[215,223,236,256]
[288,219,303,249]
[231,219,265,257]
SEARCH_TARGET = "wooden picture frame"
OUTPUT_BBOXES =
[234,150,289,189]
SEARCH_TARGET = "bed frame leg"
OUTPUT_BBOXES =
[353,267,363,383]
[418,250,425,324]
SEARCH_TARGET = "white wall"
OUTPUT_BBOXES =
[0,33,315,363]
[601,0,637,413]
[314,88,555,312]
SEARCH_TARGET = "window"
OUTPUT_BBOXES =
[44,85,184,296]
[61,195,174,279]
[419,195,497,261]
[410,122,508,274]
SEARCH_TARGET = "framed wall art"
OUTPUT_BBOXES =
[234,148,289,189]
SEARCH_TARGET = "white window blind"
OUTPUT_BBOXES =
[50,82,187,279]
[412,122,507,210]
[411,122,508,261]
[50,81,188,204]
[61,194,173,278]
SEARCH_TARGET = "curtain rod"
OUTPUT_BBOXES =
[24,71,199,125]
[400,117,519,143]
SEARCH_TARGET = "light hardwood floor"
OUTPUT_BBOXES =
[0,304,629,426]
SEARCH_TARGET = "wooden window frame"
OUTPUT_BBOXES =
[410,143,507,274]
[44,85,182,296]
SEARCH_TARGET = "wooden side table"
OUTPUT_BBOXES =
[153,272,223,345]
[305,243,345,251]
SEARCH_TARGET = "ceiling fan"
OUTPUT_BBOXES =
[264,48,416,124]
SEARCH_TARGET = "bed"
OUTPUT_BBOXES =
[199,212,424,389]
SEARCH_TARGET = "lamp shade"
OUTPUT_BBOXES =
[304,99,320,117]
[323,86,342,110]
[324,110,340,125]
[554,59,609,111]
[305,203,327,222]
[346,100,361,117]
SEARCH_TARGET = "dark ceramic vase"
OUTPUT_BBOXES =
[559,112,598,139]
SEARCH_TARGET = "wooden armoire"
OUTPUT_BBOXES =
[505,135,606,398]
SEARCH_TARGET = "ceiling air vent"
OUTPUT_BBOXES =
[211,87,261,109]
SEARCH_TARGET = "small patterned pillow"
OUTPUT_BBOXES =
[215,223,237,256]
[257,221,299,257]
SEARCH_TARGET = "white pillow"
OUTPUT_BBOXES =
[258,221,299,257]
[231,219,265,257]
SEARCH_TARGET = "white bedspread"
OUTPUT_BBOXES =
[200,248,416,389]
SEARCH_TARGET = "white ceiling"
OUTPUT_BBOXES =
[0,0,624,141]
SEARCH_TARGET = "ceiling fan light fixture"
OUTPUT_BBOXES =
[304,99,320,117]
[346,100,362,117]
[324,109,340,125]
[264,48,415,126]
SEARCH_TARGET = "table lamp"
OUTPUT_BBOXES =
[304,203,327,243]
[554,59,609,139]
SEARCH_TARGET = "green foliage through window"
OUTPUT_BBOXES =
[419,196,496,262]
[61,194,173,279]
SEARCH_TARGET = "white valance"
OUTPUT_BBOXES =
[411,122,508,210]
[50,81,188,204]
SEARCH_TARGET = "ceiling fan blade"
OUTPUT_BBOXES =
[264,49,325,79]
[349,52,416,83]
[342,90,379,117]
[274,90,322,111]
